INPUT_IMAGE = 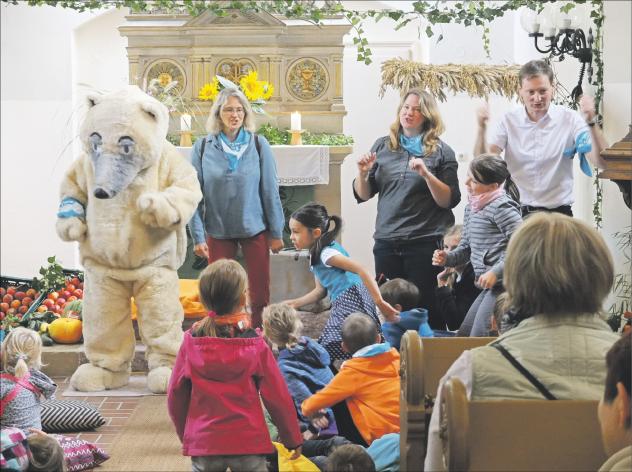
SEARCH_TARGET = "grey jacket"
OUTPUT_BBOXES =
[354,136,461,241]
[445,193,522,279]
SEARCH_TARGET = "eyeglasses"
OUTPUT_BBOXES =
[222,107,245,115]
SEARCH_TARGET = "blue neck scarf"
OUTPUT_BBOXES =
[219,127,251,171]
[399,133,424,156]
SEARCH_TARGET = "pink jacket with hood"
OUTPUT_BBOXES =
[167,330,302,457]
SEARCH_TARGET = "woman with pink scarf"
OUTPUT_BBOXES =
[429,154,522,336]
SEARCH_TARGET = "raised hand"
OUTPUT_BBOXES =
[409,157,429,177]
[357,152,377,175]
[477,102,490,128]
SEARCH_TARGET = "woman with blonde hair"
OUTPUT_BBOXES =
[353,89,461,329]
[189,87,284,328]
[1,327,57,431]
[425,212,621,471]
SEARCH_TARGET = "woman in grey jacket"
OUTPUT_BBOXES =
[189,88,284,327]
[353,89,461,329]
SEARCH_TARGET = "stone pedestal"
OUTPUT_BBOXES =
[314,145,353,223]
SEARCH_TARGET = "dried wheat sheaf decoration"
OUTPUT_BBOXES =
[380,59,521,101]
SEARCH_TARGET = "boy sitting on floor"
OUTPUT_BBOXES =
[301,313,400,446]
[380,278,434,350]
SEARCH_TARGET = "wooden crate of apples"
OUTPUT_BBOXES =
[0,257,84,345]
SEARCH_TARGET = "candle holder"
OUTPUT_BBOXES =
[288,129,305,146]
[180,130,192,147]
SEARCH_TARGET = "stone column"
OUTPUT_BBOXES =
[313,145,353,242]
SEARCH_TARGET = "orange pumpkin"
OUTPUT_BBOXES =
[48,317,83,344]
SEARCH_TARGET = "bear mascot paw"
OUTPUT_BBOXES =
[57,86,202,393]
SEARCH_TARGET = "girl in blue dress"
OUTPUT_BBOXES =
[283,203,399,362]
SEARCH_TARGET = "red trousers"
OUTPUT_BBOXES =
[206,232,270,328]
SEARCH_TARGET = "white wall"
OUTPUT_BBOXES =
[1,2,630,286]
[1,3,98,278]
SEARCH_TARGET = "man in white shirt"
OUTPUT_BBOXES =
[474,59,608,217]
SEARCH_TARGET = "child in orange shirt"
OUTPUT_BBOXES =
[301,313,400,446]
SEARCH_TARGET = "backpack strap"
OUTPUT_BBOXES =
[491,341,557,400]
[0,372,42,416]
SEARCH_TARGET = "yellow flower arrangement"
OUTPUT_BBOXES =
[197,71,273,114]
[198,77,219,101]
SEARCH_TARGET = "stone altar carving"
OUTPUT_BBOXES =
[119,9,351,133]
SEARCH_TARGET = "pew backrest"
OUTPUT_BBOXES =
[440,377,607,471]
[399,331,496,471]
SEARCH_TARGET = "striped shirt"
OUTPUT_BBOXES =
[445,193,522,279]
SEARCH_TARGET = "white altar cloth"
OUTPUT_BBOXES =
[177,144,329,186]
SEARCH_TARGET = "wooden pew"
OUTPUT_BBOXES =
[399,331,495,471]
[439,377,607,471]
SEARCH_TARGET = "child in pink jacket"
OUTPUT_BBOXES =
[167,259,302,472]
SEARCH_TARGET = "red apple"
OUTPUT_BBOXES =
[18,306,28,314]
[72,289,83,298]
[7,287,16,296]
[43,299,55,308]
[66,296,78,302]
[2,294,13,304]
[48,292,59,301]
[0,302,9,313]
[14,291,26,301]
[21,297,33,307]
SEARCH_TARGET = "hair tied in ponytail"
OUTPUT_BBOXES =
[16,353,28,361]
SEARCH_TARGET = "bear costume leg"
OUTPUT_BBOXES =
[70,266,134,391]
[134,267,184,393]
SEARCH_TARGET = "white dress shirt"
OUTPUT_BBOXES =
[489,103,589,208]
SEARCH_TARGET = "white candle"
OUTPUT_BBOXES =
[180,113,192,131]
[531,22,540,33]
[544,27,556,37]
[290,112,301,131]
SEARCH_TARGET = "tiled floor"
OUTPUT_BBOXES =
[54,376,141,451]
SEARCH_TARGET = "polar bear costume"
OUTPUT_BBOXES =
[56,86,202,393]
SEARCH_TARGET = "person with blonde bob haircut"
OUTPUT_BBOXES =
[189,87,285,328]
[424,213,621,471]
[353,89,461,329]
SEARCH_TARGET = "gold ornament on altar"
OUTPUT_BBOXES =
[286,58,329,101]
[215,58,257,84]
[144,60,186,94]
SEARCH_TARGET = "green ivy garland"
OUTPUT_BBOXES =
[7,0,605,224]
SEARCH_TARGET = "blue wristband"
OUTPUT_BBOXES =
[57,197,86,219]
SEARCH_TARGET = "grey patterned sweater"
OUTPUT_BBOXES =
[1,369,57,431]
[445,193,522,279]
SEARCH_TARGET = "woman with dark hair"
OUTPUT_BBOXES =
[189,87,284,328]
[353,89,461,329]
[282,202,398,362]
[433,154,522,336]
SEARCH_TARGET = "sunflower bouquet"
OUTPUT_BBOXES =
[198,71,274,114]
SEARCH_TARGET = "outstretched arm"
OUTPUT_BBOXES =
[283,277,327,309]
[327,254,399,322]
[474,102,503,157]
